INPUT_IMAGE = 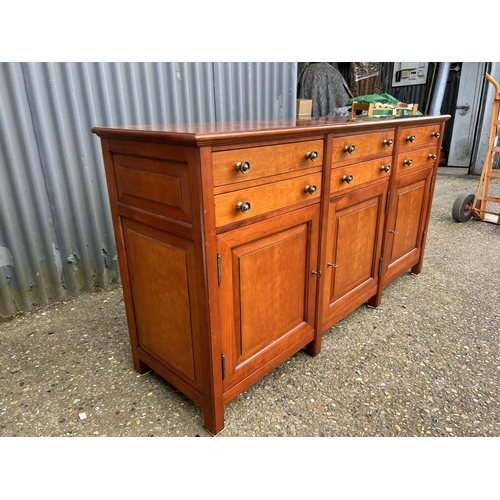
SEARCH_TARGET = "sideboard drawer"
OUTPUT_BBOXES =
[398,124,442,150]
[212,140,324,187]
[396,145,439,176]
[330,156,392,195]
[214,173,322,227]
[331,130,395,164]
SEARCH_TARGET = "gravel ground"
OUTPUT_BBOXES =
[1,168,499,439]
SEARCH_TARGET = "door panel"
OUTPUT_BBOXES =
[448,62,486,167]
[321,182,387,330]
[390,181,426,262]
[217,205,319,392]
[383,168,433,284]
[122,218,202,388]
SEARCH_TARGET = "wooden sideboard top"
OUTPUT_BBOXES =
[92,115,451,147]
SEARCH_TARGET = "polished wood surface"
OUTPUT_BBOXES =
[330,130,395,164]
[214,172,322,227]
[218,205,318,396]
[382,167,434,288]
[93,114,449,434]
[396,146,440,176]
[398,123,442,150]
[212,139,324,186]
[330,156,392,194]
[321,181,387,332]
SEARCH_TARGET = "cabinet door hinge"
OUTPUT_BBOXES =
[217,253,222,287]
[386,191,391,213]
[379,257,383,276]
[421,230,427,248]
[221,353,226,381]
[430,176,434,191]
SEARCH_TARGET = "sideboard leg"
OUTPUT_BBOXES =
[203,398,225,436]
[305,335,322,357]
[410,260,423,275]
[367,291,382,309]
[133,356,151,375]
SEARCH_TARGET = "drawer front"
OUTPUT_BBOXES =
[330,157,392,195]
[212,140,324,187]
[331,130,395,164]
[398,124,442,150]
[396,146,439,176]
[215,173,322,227]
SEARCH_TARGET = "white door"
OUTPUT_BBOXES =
[447,62,486,167]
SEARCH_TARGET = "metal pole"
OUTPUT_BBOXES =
[428,62,451,115]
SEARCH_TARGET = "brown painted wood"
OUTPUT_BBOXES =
[396,145,440,177]
[214,172,322,227]
[92,114,450,434]
[330,129,395,165]
[330,156,392,195]
[193,146,226,435]
[217,205,319,392]
[320,181,387,332]
[381,167,434,289]
[212,139,324,187]
[122,219,199,383]
[398,124,442,150]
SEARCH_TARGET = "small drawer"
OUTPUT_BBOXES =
[398,124,442,150]
[330,157,392,195]
[331,130,395,164]
[214,173,322,227]
[212,140,324,187]
[396,146,439,176]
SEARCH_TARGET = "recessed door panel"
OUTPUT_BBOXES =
[321,182,387,330]
[218,205,319,393]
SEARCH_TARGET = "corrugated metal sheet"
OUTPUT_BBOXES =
[214,62,296,121]
[0,62,297,318]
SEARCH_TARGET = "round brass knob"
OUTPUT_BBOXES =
[428,153,437,160]
[236,201,251,214]
[305,150,319,162]
[304,185,317,195]
[343,145,356,154]
[235,161,251,174]
[403,159,413,166]
[380,165,391,173]
[341,174,354,184]
[431,131,441,139]
[383,139,393,147]
[406,135,416,143]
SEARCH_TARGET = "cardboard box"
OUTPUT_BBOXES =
[296,99,312,119]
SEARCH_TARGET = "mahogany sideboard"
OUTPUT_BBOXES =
[92,114,449,434]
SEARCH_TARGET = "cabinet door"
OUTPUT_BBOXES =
[382,167,433,287]
[217,205,319,398]
[321,181,387,331]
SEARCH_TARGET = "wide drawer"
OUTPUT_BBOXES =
[331,130,395,164]
[214,172,322,227]
[396,145,439,176]
[398,124,442,150]
[212,140,324,187]
[330,156,392,195]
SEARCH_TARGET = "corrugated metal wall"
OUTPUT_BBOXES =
[0,62,297,318]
